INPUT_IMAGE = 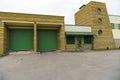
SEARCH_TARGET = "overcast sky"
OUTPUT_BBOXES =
[0,0,120,24]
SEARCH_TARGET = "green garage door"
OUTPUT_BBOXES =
[9,29,33,51]
[37,29,58,51]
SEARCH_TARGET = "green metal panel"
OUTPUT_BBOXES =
[9,29,33,51]
[37,29,58,51]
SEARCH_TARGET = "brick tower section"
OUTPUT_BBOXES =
[75,1,115,49]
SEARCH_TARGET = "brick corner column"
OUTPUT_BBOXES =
[0,21,4,54]
[34,22,37,52]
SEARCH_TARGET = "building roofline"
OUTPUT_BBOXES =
[75,1,105,15]
[90,1,105,4]
[0,11,64,17]
[109,14,120,17]
[65,24,91,27]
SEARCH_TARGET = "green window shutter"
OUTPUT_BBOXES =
[66,36,75,44]
[110,23,114,29]
[84,36,92,44]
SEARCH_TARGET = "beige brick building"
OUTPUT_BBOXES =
[75,1,115,50]
[0,12,66,54]
[0,1,119,54]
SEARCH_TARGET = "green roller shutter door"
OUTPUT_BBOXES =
[9,29,33,51]
[37,29,58,51]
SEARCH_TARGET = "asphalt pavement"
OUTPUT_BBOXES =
[0,50,120,80]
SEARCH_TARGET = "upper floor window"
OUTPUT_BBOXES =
[98,18,102,24]
[98,29,103,35]
[110,23,114,29]
[118,24,120,29]
[97,8,101,14]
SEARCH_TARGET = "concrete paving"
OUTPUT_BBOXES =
[0,50,120,80]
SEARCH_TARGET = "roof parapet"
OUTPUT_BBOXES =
[79,5,86,9]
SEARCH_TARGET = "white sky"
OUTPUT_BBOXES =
[0,0,120,24]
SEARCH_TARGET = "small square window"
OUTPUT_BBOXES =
[118,24,120,29]
[84,36,92,44]
[110,23,114,29]
[66,36,75,44]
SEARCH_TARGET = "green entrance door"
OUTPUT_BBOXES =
[78,36,82,48]
[9,29,33,51]
[37,29,58,51]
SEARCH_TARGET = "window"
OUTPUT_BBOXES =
[98,18,102,24]
[66,36,75,44]
[98,29,103,35]
[110,23,114,29]
[118,24,120,29]
[97,8,101,14]
[84,36,92,44]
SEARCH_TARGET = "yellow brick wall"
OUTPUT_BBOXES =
[75,3,92,26]
[83,44,92,49]
[75,1,115,49]
[58,25,66,51]
[0,12,64,23]
[4,24,9,53]
[66,45,76,50]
